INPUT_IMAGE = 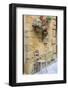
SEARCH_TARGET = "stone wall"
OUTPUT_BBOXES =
[23,15,57,74]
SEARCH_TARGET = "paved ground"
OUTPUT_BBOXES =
[36,61,57,74]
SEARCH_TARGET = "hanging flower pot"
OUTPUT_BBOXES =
[32,16,51,40]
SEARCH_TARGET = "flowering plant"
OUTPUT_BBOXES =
[32,16,51,40]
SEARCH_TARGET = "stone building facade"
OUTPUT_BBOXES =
[23,15,57,74]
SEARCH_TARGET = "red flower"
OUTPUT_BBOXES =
[40,16,44,21]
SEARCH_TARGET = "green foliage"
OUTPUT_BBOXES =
[46,16,52,22]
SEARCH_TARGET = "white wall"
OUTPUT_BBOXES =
[0,0,68,89]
